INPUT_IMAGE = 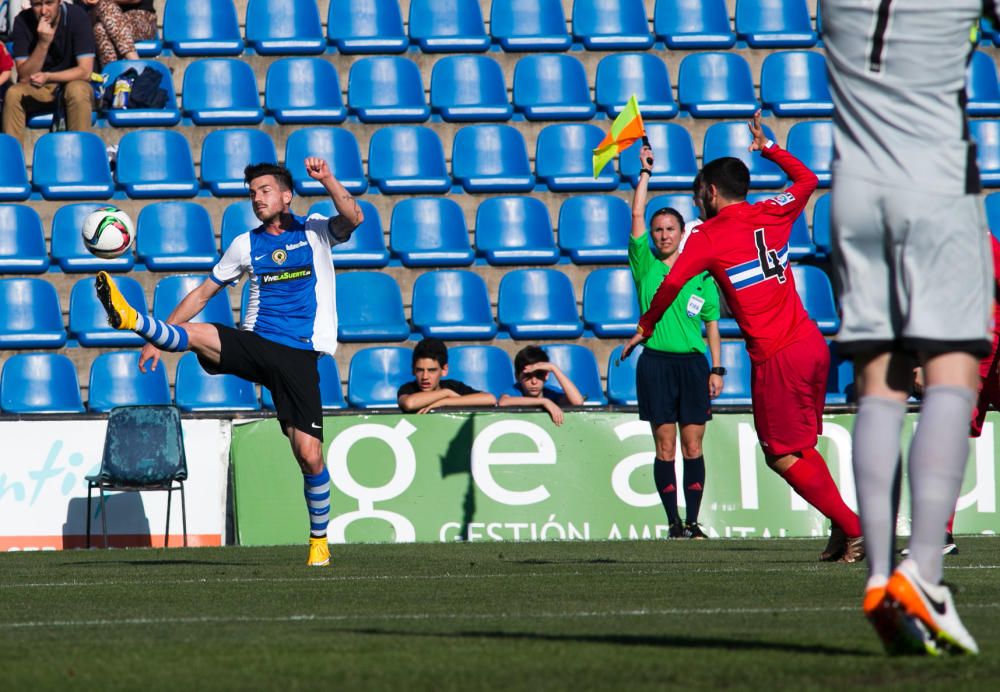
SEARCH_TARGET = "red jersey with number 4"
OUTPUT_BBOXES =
[638,144,819,364]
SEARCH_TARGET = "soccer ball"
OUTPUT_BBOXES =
[81,207,135,259]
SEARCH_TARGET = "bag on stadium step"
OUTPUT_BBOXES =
[128,67,167,109]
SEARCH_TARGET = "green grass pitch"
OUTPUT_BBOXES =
[1,538,998,690]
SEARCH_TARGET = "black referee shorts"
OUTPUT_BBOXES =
[200,324,324,441]
[636,348,712,427]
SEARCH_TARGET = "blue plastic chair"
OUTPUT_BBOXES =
[335,272,410,342]
[347,346,413,408]
[812,192,831,259]
[678,52,758,118]
[558,195,630,264]
[0,278,66,348]
[971,120,1000,186]
[512,54,595,121]
[620,122,698,189]
[0,205,48,273]
[220,201,260,253]
[181,59,263,125]
[87,351,172,412]
[475,196,559,265]
[489,0,571,51]
[714,341,753,405]
[174,352,259,411]
[135,29,164,57]
[389,197,474,267]
[536,123,619,191]
[200,129,278,196]
[703,122,787,188]
[162,0,243,56]
[408,0,490,52]
[0,134,31,200]
[826,341,855,405]
[32,132,114,200]
[0,353,84,413]
[793,265,840,334]
[595,53,678,119]
[654,0,734,48]
[411,270,497,340]
[968,50,1000,116]
[430,55,513,122]
[606,344,641,405]
[69,275,147,347]
[348,56,430,123]
[153,275,235,327]
[368,126,451,194]
[245,0,324,55]
[100,61,181,126]
[262,354,347,410]
[285,127,367,195]
[572,0,653,50]
[583,267,640,338]
[308,199,390,268]
[265,58,347,124]
[988,192,1000,240]
[498,269,583,339]
[541,344,607,406]
[786,120,833,187]
[50,203,135,272]
[646,193,699,229]
[760,51,833,117]
[115,130,199,198]
[735,0,817,48]
[447,345,514,399]
[327,0,408,53]
[136,202,219,271]
[746,192,814,259]
[452,125,533,193]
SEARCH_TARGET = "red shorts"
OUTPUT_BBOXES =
[751,328,829,457]
[971,333,1000,438]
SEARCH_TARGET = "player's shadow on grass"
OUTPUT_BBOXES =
[439,414,477,540]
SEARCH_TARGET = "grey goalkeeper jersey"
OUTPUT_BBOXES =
[823,0,993,195]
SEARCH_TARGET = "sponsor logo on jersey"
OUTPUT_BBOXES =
[271,249,287,265]
[260,266,312,285]
[285,240,309,251]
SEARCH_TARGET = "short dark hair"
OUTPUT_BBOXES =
[514,345,548,375]
[649,206,686,229]
[244,162,293,191]
[413,337,448,367]
[700,157,750,201]
[692,171,703,195]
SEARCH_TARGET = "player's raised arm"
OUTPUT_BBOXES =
[631,144,655,238]
[748,110,818,217]
[305,156,364,241]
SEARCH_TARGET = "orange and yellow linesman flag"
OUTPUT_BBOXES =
[592,94,646,179]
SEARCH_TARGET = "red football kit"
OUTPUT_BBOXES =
[971,233,1000,437]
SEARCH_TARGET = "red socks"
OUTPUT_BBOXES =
[781,448,862,537]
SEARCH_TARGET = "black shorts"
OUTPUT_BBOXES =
[200,325,324,441]
[636,348,712,427]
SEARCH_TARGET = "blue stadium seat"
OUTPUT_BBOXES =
[181,58,263,125]
[967,51,1000,116]
[583,267,640,338]
[786,120,833,187]
[619,122,698,189]
[0,353,83,413]
[200,129,278,196]
[308,199,389,268]
[87,351,172,412]
[32,132,114,200]
[154,275,235,327]
[69,275,147,347]
[971,120,1000,186]
[162,0,243,56]
[347,346,413,408]
[703,122,787,188]
[988,191,1000,239]
[100,61,181,126]
[826,341,855,405]
[430,55,513,122]
[653,0,735,49]
[475,196,559,265]
[812,192,831,259]
[558,195,630,264]
[572,0,653,50]
[595,53,678,119]
[541,344,607,406]
[606,344,641,405]
[760,51,833,117]
[327,0,408,53]
[220,201,260,253]
[735,0,817,47]
[115,130,199,198]
[447,345,515,398]
[263,354,346,410]
[335,272,410,342]
[50,203,135,272]
[389,197,474,267]
[746,192,814,259]
[411,270,497,340]
[678,52,758,118]
[498,269,583,339]
[136,202,220,271]
[490,0,572,51]
[265,58,347,124]
[714,341,752,405]
[408,0,490,52]
[135,27,163,57]
[0,205,48,273]
[536,123,619,191]
[452,125,533,193]
[646,193,699,229]
[0,278,66,348]
[245,0,325,55]
[0,134,31,201]
[285,127,367,195]
[174,352,259,411]
[512,54,595,121]
[793,265,840,334]
[348,56,430,123]
[368,126,451,194]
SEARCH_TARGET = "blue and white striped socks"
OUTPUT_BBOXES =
[134,313,189,352]
[304,467,331,538]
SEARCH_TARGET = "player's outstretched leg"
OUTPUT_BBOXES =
[96,271,189,351]
[863,582,940,656]
[95,271,137,330]
[887,558,979,655]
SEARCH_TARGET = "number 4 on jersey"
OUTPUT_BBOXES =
[754,228,786,284]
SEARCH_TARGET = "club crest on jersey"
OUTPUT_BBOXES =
[771,192,795,207]
[271,249,287,265]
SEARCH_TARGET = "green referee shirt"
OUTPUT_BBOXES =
[629,232,720,353]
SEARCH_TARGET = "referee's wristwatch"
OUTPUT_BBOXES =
[710,366,727,376]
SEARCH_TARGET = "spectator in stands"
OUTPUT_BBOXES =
[80,0,156,68]
[397,337,497,413]
[2,0,95,144]
[0,40,13,111]
[499,345,584,426]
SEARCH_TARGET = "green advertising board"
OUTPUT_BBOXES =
[230,411,1000,545]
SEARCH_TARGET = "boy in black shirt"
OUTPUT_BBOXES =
[499,345,584,426]
[397,337,497,413]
